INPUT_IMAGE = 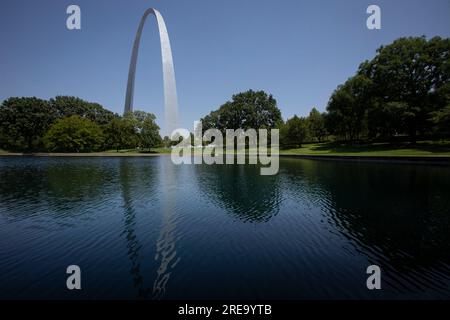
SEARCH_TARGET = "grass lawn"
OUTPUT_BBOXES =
[0,148,173,156]
[2,141,450,157]
[104,147,172,154]
[280,141,450,157]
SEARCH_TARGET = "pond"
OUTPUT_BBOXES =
[0,156,449,299]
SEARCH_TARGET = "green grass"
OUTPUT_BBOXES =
[2,141,450,157]
[104,147,172,154]
[107,141,450,157]
[280,141,450,157]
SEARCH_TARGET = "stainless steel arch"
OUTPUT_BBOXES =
[124,8,179,135]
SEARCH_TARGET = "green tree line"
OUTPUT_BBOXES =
[326,36,450,143]
[1,36,449,152]
[200,36,450,147]
[198,89,328,148]
[0,96,162,152]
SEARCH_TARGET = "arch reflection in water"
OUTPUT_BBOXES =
[152,159,180,299]
[119,158,180,299]
[194,163,282,223]
[2,157,449,299]
[119,159,155,298]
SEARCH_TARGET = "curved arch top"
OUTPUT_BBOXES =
[124,8,179,135]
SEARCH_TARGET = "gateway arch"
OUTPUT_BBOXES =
[124,8,180,135]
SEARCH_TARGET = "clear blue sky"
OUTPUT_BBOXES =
[1,0,449,131]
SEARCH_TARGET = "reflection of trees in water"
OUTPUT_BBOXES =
[282,158,450,292]
[0,158,115,220]
[119,158,179,299]
[46,162,113,200]
[0,159,46,220]
[194,164,282,223]
[0,161,47,212]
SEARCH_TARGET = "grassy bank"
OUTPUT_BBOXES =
[0,148,172,156]
[280,141,450,157]
[2,141,450,157]
[103,148,172,154]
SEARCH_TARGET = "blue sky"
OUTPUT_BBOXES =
[1,0,449,132]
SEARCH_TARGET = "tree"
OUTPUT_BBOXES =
[307,107,327,142]
[326,75,372,141]
[201,90,283,133]
[139,113,162,149]
[44,115,105,152]
[431,105,450,136]
[50,96,116,125]
[122,111,162,150]
[359,36,450,143]
[103,117,136,151]
[429,83,450,136]
[0,97,57,151]
[280,115,308,148]
[162,136,172,148]
[0,96,166,153]
[367,101,406,140]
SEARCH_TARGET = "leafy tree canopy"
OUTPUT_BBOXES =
[307,107,328,142]
[44,115,105,152]
[280,115,308,149]
[358,36,450,142]
[201,90,283,133]
[0,97,56,151]
[50,96,117,125]
[123,111,162,149]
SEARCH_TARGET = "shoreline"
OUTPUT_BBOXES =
[279,153,450,165]
[1,151,450,165]
[0,152,168,157]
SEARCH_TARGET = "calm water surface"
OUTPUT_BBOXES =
[0,156,449,299]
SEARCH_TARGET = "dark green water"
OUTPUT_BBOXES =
[0,156,449,299]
